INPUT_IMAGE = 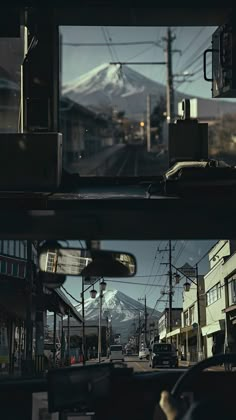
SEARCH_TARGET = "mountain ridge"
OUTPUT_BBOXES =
[62,63,236,120]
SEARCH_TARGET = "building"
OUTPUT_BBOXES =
[180,275,206,362]
[60,96,113,168]
[0,240,82,375]
[220,248,236,353]
[62,319,108,359]
[158,308,182,342]
[202,240,236,357]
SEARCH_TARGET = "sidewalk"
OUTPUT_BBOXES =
[179,360,227,371]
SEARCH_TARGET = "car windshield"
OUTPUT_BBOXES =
[153,344,172,352]
[110,345,122,351]
[2,23,236,184]
[1,238,235,378]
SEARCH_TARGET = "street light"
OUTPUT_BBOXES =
[98,279,107,363]
[90,287,97,299]
[183,281,191,292]
[168,263,203,361]
[80,276,102,365]
[174,272,181,284]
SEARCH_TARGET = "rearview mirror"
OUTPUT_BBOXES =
[39,247,136,277]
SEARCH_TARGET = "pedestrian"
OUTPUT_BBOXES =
[212,341,217,356]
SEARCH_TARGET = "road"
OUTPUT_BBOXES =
[123,355,184,372]
[83,356,226,372]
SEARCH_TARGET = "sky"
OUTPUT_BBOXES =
[60,25,232,101]
[63,240,217,313]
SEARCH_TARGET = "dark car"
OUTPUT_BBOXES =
[149,343,178,369]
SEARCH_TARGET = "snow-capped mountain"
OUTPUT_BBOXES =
[77,289,160,340]
[62,63,166,120]
[47,288,159,341]
[62,63,236,120]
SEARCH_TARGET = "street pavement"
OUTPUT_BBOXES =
[75,356,229,372]
[123,355,185,372]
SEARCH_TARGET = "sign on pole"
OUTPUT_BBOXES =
[178,263,196,278]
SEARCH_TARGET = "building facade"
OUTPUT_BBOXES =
[202,240,236,357]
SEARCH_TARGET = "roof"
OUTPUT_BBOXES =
[53,288,82,323]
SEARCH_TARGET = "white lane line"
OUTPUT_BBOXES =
[134,361,147,372]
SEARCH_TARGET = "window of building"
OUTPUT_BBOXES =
[0,260,6,274]
[229,277,236,305]
[9,240,14,256]
[12,263,19,277]
[206,282,221,306]
[184,310,189,326]
[189,305,195,324]
[3,241,8,255]
[46,252,57,272]
[158,317,166,333]
[20,241,26,259]
[15,241,20,258]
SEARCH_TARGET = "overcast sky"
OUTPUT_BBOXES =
[63,240,217,312]
[60,26,229,100]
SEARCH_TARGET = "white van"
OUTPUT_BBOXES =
[109,345,124,362]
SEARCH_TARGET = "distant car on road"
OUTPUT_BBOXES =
[126,348,132,356]
[139,348,149,360]
[109,345,124,362]
[149,343,178,368]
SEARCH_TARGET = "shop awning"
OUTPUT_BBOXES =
[52,288,82,323]
[201,320,225,337]
[181,325,193,333]
[166,328,180,338]
[223,304,236,313]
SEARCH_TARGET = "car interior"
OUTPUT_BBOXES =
[0,1,236,420]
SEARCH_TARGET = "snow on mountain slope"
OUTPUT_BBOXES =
[63,63,166,119]
[76,289,160,340]
[62,63,236,121]
[47,289,160,341]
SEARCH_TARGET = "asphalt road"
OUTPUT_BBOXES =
[121,356,183,372]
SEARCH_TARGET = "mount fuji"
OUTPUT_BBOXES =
[63,63,167,120]
[76,289,160,341]
[62,63,236,121]
[47,289,160,342]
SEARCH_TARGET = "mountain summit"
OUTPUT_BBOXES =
[63,63,236,120]
[76,289,160,340]
[63,63,166,119]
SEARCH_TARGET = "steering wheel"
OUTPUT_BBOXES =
[171,353,236,398]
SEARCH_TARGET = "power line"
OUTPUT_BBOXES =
[63,41,162,47]
[105,279,183,288]
[142,242,161,296]
[178,34,212,74]
[101,27,116,62]
[61,285,81,304]
[181,28,205,57]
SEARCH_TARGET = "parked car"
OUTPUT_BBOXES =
[149,343,178,368]
[139,348,149,360]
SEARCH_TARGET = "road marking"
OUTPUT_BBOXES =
[134,361,147,371]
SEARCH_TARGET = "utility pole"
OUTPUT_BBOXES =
[144,295,147,345]
[138,296,148,346]
[81,277,85,365]
[159,241,175,341]
[25,241,33,375]
[146,95,151,153]
[169,240,173,335]
[165,28,175,123]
